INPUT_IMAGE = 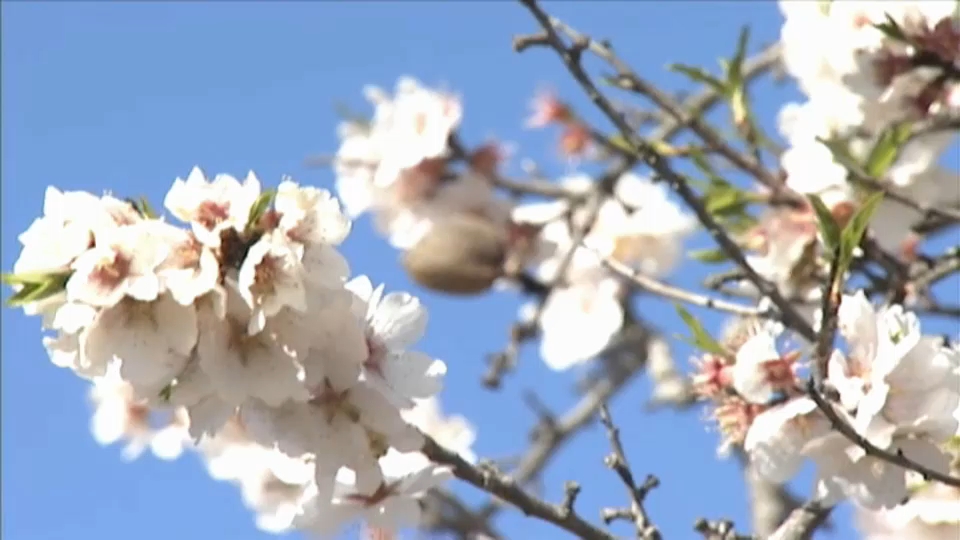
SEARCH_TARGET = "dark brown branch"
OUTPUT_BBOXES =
[421,434,617,540]
[811,244,843,389]
[806,379,960,488]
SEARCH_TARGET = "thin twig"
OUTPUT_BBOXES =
[514,0,817,343]
[594,248,769,317]
[420,433,618,540]
[484,158,635,387]
[478,322,655,519]
[549,18,783,191]
[598,404,662,539]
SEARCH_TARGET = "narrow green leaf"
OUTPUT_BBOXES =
[138,197,159,219]
[728,26,751,86]
[2,271,65,286]
[724,214,759,235]
[669,64,727,94]
[873,14,908,43]
[689,248,730,264]
[5,273,70,308]
[807,194,841,252]
[245,189,277,233]
[705,187,745,215]
[839,191,885,269]
[864,121,913,178]
[816,136,858,169]
[158,383,174,403]
[674,304,728,356]
[688,148,731,188]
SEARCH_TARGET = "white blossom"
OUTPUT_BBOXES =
[346,276,445,409]
[195,289,311,408]
[275,180,352,247]
[298,460,451,537]
[81,293,197,390]
[163,167,261,247]
[236,230,308,335]
[744,397,834,483]
[732,323,797,405]
[831,292,960,452]
[67,223,168,308]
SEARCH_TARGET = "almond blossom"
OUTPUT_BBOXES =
[830,292,960,452]
[346,276,446,409]
[741,295,960,510]
[13,187,137,276]
[298,460,452,537]
[6,165,459,537]
[731,322,801,405]
[66,222,169,307]
[856,476,960,540]
[163,166,261,247]
[235,230,308,334]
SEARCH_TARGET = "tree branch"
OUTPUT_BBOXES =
[513,0,816,343]
[421,434,617,540]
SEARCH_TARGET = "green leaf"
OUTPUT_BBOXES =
[807,194,841,252]
[674,304,728,356]
[727,26,751,87]
[872,14,908,43]
[838,191,885,270]
[245,189,277,233]
[689,248,730,264]
[688,148,730,188]
[705,186,745,216]
[864,121,913,178]
[816,136,858,170]
[723,213,759,235]
[126,196,159,219]
[818,0,833,16]
[137,197,159,219]
[5,272,71,308]
[669,64,727,94]
[158,383,174,403]
[2,271,65,286]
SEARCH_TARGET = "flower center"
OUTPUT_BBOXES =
[196,201,231,230]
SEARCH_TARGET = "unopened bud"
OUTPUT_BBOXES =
[830,201,857,230]
[559,122,591,157]
[401,213,508,295]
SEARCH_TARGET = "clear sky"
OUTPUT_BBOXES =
[6,2,951,540]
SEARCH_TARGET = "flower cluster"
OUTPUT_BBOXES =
[737,1,960,303]
[7,168,476,536]
[334,76,511,250]
[696,293,960,510]
[512,173,696,370]
[333,77,697,372]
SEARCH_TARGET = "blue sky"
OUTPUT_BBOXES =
[4,2,955,540]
